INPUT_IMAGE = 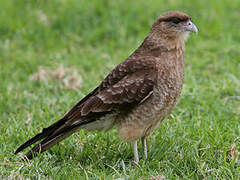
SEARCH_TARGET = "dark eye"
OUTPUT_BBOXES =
[171,17,181,24]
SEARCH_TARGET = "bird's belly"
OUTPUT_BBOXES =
[82,112,117,131]
[117,76,183,142]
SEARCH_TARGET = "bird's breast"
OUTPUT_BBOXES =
[153,52,184,113]
[153,66,184,115]
[117,63,184,141]
[117,50,185,141]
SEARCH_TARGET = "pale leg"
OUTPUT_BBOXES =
[132,141,139,163]
[141,137,147,160]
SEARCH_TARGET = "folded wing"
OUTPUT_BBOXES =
[15,57,157,159]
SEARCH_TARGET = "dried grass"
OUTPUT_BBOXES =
[30,64,82,90]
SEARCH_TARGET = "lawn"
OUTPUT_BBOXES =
[1,0,240,179]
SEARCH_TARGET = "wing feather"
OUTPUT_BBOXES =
[15,57,158,157]
[65,57,157,120]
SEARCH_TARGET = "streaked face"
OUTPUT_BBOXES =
[164,17,198,34]
[154,11,198,40]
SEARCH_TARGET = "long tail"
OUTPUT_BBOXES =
[14,117,92,159]
[14,87,108,159]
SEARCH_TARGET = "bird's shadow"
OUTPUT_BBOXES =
[45,131,136,167]
[12,130,178,171]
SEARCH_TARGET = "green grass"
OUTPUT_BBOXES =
[1,0,240,179]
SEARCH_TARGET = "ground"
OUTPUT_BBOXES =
[0,0,240,179]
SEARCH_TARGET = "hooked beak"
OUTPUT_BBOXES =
[185,21,198,33]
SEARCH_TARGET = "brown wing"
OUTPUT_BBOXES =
[99,58,156,90]
[65,57,157,120]
[58,58,156,120]
[81,69,156,115]
[48,59,157,139]
[14,57,157,158]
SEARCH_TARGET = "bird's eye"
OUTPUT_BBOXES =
[170,17,181,24]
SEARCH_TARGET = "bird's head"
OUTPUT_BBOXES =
[151,11,198,42]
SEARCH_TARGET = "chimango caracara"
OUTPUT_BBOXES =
[15,11,198,163]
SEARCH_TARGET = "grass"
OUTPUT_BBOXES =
[0,0,240,179]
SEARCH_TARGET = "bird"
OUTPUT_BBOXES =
[15,11,198,163]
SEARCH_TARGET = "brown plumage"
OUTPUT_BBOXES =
[15,11,198,162]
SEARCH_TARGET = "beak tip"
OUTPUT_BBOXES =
[186,21,198,33]
[193,25,198,33]
[191,23,198,34]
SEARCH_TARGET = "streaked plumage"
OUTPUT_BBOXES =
[15,11,198,162]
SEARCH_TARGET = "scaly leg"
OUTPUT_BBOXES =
[141,137,147,160]
[132,141,139,163]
